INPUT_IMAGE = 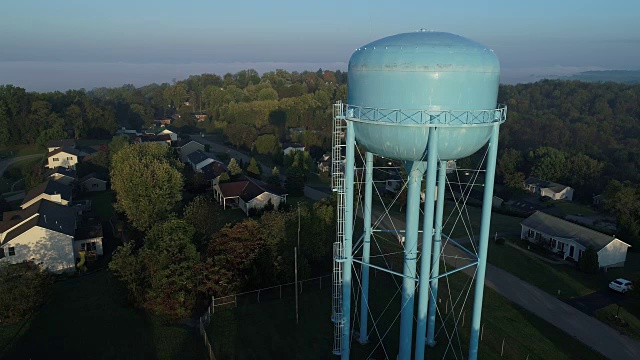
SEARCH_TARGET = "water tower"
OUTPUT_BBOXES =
[331,30,507,360]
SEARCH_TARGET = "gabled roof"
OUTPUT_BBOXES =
[200,162,227,181]
[48,147,83,158]
[187,150,212,165]
[282,142,304,149]
[524,177,570,193]
[45,166,77,179]
[217,176,286,202]
[47,139,75,149]
[22,180,73,206]
[76,145,98,155]
[80,172,107,183]
[521,211,628,250]
[176,139,205,148]
[1,200,76,245]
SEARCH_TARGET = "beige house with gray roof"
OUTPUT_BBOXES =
[521,211,630,269]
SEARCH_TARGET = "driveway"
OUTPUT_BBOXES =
[564,289,627,315]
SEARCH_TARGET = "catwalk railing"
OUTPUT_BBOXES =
[343,104,507,125]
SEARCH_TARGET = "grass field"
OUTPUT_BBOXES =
[0,145,43,158]
[0,158,43,193]
[208,270,605,360]
[0,270,205,360]
[76,190,115,221]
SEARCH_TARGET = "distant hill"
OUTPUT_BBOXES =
[563,70,640,84]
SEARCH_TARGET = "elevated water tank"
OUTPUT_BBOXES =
[347,30,504,161]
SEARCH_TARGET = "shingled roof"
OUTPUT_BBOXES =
[1,200,76,245]
[521,211,627,250]
[524,177,570,193]
[21,180,73,207]
[217,176,286,202]
[46,139,75,149]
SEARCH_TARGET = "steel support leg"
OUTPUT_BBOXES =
[426,160,447,346]
[468,123,500,360]
[358,152,374,344]
[398,160,426,360]
[341,121,356,360]
[415,128,439,360]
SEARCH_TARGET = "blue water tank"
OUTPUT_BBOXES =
[347,30,502,161]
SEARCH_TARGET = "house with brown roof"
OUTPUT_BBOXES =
[213,177,287,215]
[46,139,76,153]
[200,162,228,187]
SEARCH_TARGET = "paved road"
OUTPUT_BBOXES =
[198,136,330,201]
[364,206,640,360]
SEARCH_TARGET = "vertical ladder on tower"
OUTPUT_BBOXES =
[332,101,347,356]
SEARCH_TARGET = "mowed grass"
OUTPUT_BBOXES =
[486,239,640,298]
[0,270,205,360]
[0,145,43,158]
[208,269,604,360]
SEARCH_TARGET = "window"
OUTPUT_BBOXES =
[92,183,99,188]
[557,242,565,251]
[579,250,584,260]
[67,157,73,160]
[8,247,15,256]
[527,229,534,238]
[52,157,60,162]
[0,248,4,259]
[80,242,97,252]
[551,238,557,248]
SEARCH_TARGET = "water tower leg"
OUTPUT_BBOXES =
[468,123,500,360]
[341,121,356,360]
[398,160,426,360]
[415,128,439,360]
[426,160,447,347]
[358,152,374,344]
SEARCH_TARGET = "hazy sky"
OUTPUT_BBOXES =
[1,0,638,91]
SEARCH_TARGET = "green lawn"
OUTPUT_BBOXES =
[0,270,205,360]
[0,145,43,158]
[548,200,599,217]
[75,191,115,221]
[208,270,604,360]
[486,239,640,298]
[596,303,640,341]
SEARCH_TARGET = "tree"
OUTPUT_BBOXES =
[247,157,261,177]
[35,127,66,150]
[578,247,599,274]
[184,195,220,236]
[110,219,211,320]
[254,134,278,155]
[110,143,184,231]
[285,167,305,196]
[267,166,281,186]
[529,147,568,182]
[228,158,242,176]
[0,262,52,324]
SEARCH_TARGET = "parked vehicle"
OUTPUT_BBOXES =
[609,278,634,293]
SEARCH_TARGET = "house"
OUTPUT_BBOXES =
[521,211,631,269]
[45,167,77,185]
[153,118,172,126]
[21,180,73,209]
[446,160,457,174]
[177,139,206,163]
[282,142,305,155]
[318,161,330,173]
[187,150,216,171]
[523,177,574,201]
[0,200,77,272]
[80,173,108,192]
[115,128,142,137]
[145,128,178,142]
[593,194,604,206]
[47,147,84,169]
[134,134,172,146]
[46,139,76,153]
[213,177,287,215]
[73,219,104,262]
[200,162,228,187]
[195,114,207,122]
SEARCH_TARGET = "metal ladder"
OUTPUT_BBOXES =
[332,101,346,356]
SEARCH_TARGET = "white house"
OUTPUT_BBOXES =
[187,150,216,172]
[73,219,104,262]
[80,173,108,192]
[0,200,78,272]
[177,140,206,163]
[21,180,73,209]
[145,128,178,142]
[282,142,305,155]
[521,211,631,269]
[213,177,287,215]
[47,147,84,169]
[523,177,574,201]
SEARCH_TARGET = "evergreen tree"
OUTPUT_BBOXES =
[228,158,242,176]
[247,157,261,177]
[578,247,599,274]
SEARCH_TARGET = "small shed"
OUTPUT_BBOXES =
[80,173,108,192]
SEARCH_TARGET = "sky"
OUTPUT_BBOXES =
[0,0,638,91]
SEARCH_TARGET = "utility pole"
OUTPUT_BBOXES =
[295,247,299,324]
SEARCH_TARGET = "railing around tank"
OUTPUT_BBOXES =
[345,104,507,125]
